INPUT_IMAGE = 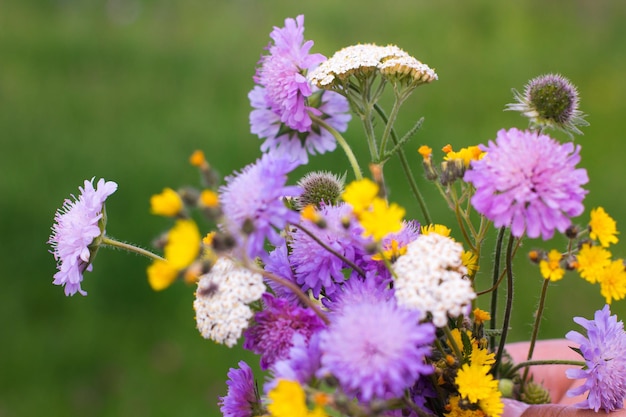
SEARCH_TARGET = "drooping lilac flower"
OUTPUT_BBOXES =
[48,178,118,296]
[266,332,323,392]
[464,128,588,240]
[318,294,435,402]
[264,243,301,306]
[219,361,260,417]
[219,153,302,260]
[250,15,351,164]
[289,202,369,298]
[243,293,325,370]
[565,304,626,412]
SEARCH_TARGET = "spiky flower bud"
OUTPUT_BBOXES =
[506,73,588,137]
[295,171,345,209]
[520,381,551,405]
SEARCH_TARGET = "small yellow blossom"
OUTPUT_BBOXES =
[456,362,499,403]
[342,178,379,215]
[443,145,485,167]
[462,250,480,276]
[445,396,486,417]
[478,389,504,417]
[589,207,619,247]
[301,204,321,223]
[150,188,183,217]
[539,249,565,281]
[267,380,327,417]
[199,189,219,208]
[164,219,201,270]
[418,145,433,159]
[203,231,216,246]
[470,346,495,368]
[372,239,407,262]
[576,243,612,284]
[189,150,206,167]
[421,224,452,237]
[358,198,405,241]
[473,308,491,325]
[599,259,626,304]
[147,260,178,291]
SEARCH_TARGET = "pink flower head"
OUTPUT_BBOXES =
[49,178,117,296]
[464,128,588,239]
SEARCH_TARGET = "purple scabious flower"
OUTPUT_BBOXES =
[318,294,435,402]
[266,332,322,392]
[250,15,351,164]
[290,202,369,298]
[219,153,302,260]
[264,243,301,306]
[565,304,626,412]
[243,293,326,370]
[464,128,588,240]
[48,178,118,296]
[219,361,260,417]
[255,15,325,133]
[323,273,395,312]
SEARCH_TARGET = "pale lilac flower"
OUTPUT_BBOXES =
[318,294,435,402]
[48,178,117,296]
[243,293,325,370]
[264,243,300,306]
[250,15,351,164]
[566,305,626,412]
[219,153,302,260]
[266,332,322,392]
[290,202,369,298]
[464,128,588,240]
[219,361,260,417]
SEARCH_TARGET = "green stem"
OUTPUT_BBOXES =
[101,236,166,262]
[378,94,404,157]
[509,359,585,376]
[489,227,506,351]
[373,103,432,224]
[492,230,515,377]
[522,277,551,382]
[310,115,362,180]
[442,325,464,360]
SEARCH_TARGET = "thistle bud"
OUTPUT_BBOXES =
[295,171,345,209]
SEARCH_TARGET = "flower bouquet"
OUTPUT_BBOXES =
[48,15,626,417]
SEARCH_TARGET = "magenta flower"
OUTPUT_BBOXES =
[566,305,626,412]
[464,128,588,239]
[318,293,435,402]
[48,178,117,296]
[243,293,325,370]
[219,153,302,260]
[219,361,260,417]
[250,15,351,163]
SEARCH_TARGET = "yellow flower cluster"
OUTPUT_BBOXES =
[342,178,405,241]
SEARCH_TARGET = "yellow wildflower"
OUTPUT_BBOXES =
[164,219,201,270]
[445,396,486,417]
[418,145,433,160]
[462,250,480,276]
[358,198,405,241]
[470,346,495,367]
[456,362,499,403]
[147,260,178,291]
[199,189,219,208]
[539,249,565,281]
[599,259,626,304]
[342,178,379,215]
[150,187,183,217]
[473,308,491,325]
[301,204,321,223]
[189,150,206,167]
[372,239,407,262]
[576,243,612,284]
[589,207,619,247]
[478,388,504,417]
[444,145,485,167]
[421,224,452,237]
[267,380,326,417]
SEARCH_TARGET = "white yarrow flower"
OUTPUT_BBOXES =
[393,233,475,327]
[193,257,265,347]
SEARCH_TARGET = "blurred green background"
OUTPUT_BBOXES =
[3,0,626,416]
